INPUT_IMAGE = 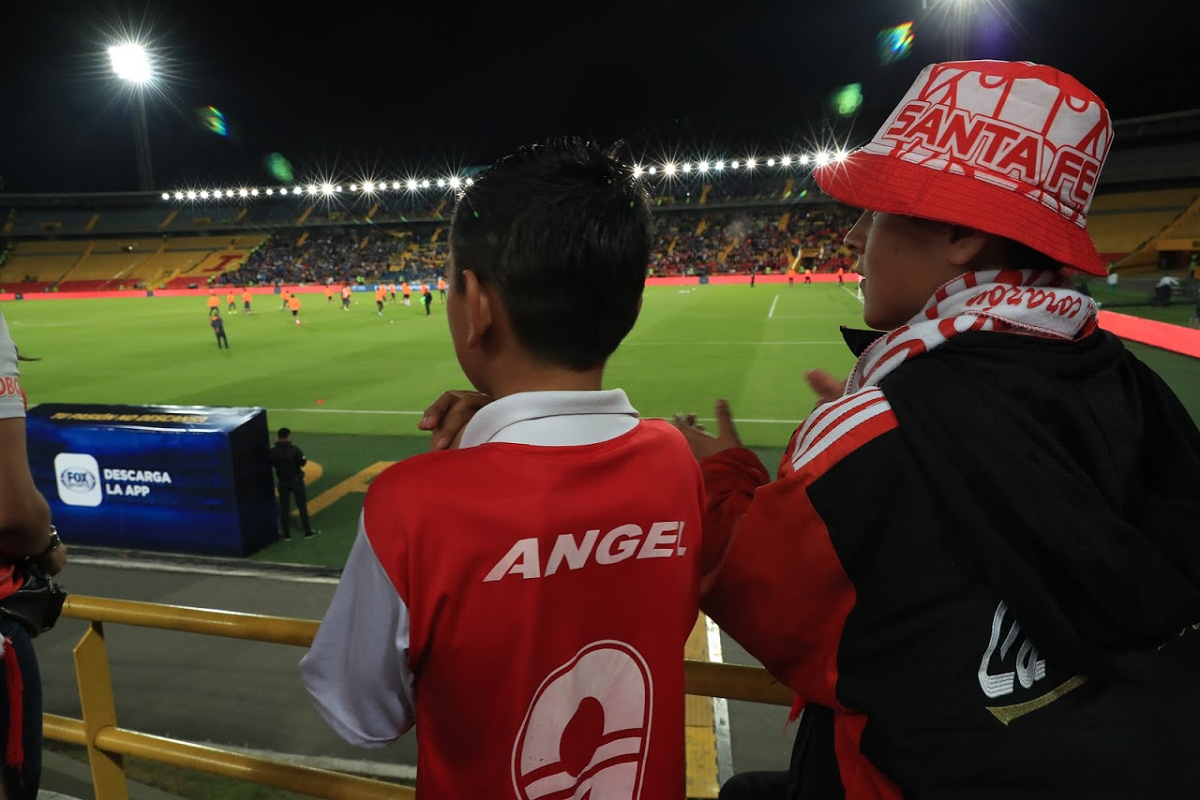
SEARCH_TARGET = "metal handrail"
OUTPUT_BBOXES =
[47,594,792,799]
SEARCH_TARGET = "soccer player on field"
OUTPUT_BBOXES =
[325,284,333,305]
[242,288,252,314]
[437,276,447,301]
[280,290,291,312]
[388,282,397,303]
[374,285,386,315]
[206,292,220,318]
[226,290,236,313]
[301,139,710,798]
[400,280,411,306]
[288,294,302,325]
[340,285,351,311]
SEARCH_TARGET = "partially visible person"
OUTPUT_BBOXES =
[301,138,707,798]
[0,310,68,800]
[324,284,333,305]
[211,312,229,349]
[340,284,351,311]
[269,427,319,540]
[388,282,397,303]
[675,60,1200,798]
[280,289,291,312]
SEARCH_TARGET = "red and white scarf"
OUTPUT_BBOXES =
[846,269,1099,394]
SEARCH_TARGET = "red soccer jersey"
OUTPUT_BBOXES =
[363,419,703,798]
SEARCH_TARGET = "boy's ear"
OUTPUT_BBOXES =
[461,269,493,347]
[946,225,990,268]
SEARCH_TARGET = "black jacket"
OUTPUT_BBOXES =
[702,329,1200,798]
[269,441,307,483]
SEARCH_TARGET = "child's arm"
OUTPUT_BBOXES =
[299,523,416,747]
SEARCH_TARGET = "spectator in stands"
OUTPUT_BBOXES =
[676,61,1200,797]
[301,138,706,798]
[0,311,68,800]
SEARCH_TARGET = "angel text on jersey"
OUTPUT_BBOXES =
[484,521,688,583]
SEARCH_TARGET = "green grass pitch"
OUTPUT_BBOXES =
[6,285,1198,567]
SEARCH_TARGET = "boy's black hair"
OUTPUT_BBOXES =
[277,427,291,440]
[449,137,653,371]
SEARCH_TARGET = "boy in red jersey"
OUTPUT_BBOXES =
[301,139,707,798]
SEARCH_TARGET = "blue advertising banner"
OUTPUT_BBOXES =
[25,404,277,557]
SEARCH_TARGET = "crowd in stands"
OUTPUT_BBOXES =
[649,207,857,277]
[218,207,856,287]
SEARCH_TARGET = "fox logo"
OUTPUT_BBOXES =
[513,641,652,799]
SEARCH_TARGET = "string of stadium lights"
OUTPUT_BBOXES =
[159,149,851,202]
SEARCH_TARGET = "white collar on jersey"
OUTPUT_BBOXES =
[458,389,640,449]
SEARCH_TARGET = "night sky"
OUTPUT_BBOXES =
[2,0,1196,194]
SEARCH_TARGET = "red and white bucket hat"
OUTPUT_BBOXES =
[814,60,1113,276]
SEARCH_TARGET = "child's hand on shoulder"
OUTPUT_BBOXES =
[419,390,493,450]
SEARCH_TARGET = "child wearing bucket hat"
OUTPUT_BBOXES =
[678,61,1200,798]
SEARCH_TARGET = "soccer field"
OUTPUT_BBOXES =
[7,285,1199,566]
[6,285,873,447]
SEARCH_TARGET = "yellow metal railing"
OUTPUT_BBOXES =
[49,594,792,799]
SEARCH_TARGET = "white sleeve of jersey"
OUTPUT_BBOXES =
[299,517,416,748]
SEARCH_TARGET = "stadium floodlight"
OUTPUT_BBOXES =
[682,163,693,173]
[392,181,402,190]
[321,183,334,195]
[633,165,644,177]
[449,176,461,189]
[406,179,419,191]
[664,163,677,176]
[160,192,169,201]
[225,189,235,198]
[108,43,153,84]
[421,179,431,189]
[350,184,359,192]
[199,190,209,199]
[251,188,259,196]
[239,188,249,198]
[648,166,657,175]
[173,191,183,200]
[466,178,474,186]
[308,184,318,195]
[745,158,756,169]
[835,149,849,162]
[334,185,342,192]
[767,158,776,167]
[108,42,156,190]
[266,188,274,195]
[799,154,810,165]
[781,155,792,166]
[714,161,725,171]
[437,178,446,188]
[814,151,830,166]
[363,181,374,192]
[698,161,709,173]
[186,190,197,200]
[730,160,739,169]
